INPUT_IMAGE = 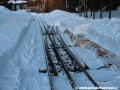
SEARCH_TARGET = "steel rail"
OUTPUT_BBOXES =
[51,29,102,90]
[40,17,102,90]
[40,18,77,90]
[38,18,54,90]
[45,35,58,76]
[45,26,77,89]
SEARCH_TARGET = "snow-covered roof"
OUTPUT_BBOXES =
[8,1,27,4]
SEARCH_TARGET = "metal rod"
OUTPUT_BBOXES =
[51,30,101,90]
[46,27,77,89]
[38,18,54,90]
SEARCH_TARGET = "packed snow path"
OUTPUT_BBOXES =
[0,15,50,89]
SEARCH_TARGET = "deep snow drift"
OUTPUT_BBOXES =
[39,9,120,69]
[0,6,31,78]
[41,9,120,58]
[39,9,120,89]
[0,6,50,90]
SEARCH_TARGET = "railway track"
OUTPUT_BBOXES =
[38,17,102,90]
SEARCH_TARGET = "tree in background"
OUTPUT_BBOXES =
[0,0,11,9]
[0,0,9,5]
[44,0,66,12]
[67,0,79,12]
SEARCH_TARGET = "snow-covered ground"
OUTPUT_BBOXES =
[41,9,120,58]
[0,6,50,90]
[0,5,120,90]
[39,9,120,89]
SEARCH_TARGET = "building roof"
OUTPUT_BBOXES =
[8,1,27,4]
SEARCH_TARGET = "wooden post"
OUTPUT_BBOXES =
[93,0,95,19]
[14,4,17,11]
[20,4,22,10]
[100,0,103,18]
[66,0,67,11]
[85,0,88,18]
[84,0,85,17]
[90,0,92,17]
[78,0,81,16]
[80,0,82,16]
[109,0,112,19]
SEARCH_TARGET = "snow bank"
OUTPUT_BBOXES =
[40,10,78,26]
[0,6,11,24]
[11,10,31,17]
[41,9,120,57]
[0,6,11,15]
[0,6,32,87]
[87,18,120,57]
[0,18,50,90]
[0,6,31,24]
[0,6,32,56]
[0,6,51,90]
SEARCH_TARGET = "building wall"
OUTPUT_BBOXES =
[46,0,66,12]
[27,0,65,12]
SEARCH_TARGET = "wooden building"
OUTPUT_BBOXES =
[8,1,28,11]
[45,0,66,12]
[27,0,66,12]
